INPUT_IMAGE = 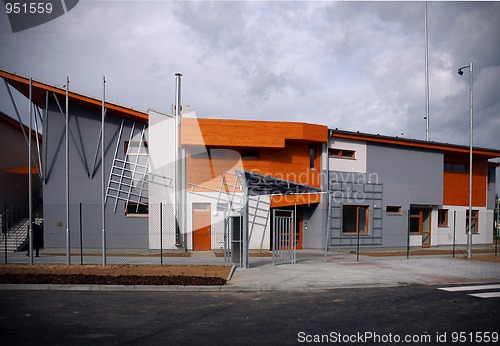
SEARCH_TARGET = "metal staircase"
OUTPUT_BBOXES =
[0,206,43,252]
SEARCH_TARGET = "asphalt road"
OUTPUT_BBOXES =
[1,285,499,345]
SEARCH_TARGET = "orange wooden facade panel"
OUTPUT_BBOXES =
[184,118,326,195]
[187,142,323,192]
[181,118,328,148]
[443,159,488,207]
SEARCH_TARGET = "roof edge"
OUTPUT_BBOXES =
[330,128,500,158]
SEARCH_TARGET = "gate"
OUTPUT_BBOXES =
[223,209,244,268]
[272,209,296,265]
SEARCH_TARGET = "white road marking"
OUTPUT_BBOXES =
[468,292,500,299]
[438,284,500,292]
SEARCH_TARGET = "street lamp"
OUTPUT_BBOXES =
[457,62,473,259]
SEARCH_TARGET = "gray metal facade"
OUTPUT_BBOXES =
[326,143,443,248]
[43,99,148,249]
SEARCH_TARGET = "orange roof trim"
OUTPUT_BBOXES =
[332,130,500,159]
[0,69,148,123]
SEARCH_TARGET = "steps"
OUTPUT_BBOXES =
[0,217,29,252]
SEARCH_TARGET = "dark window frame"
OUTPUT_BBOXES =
[444,161,467,173]
[125,202,149,216]
[386,206,402,215]
[241,150,260,160]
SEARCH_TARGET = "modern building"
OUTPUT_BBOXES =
[1,69,499,261]
[322,129,500,250]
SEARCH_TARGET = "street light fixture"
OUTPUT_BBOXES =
[457,62,473,259]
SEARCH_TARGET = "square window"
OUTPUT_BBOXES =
[342,205,369,234]
[126,203,148,216]
[444,161,467,173]
[329,148,356,159]
[386,206,402,215]
[241,150,260,160]
[310,145,317,169]
[438,209,448,227]
[466,209,479,234]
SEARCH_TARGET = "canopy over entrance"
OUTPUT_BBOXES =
[234,169,324,269]
[235,169,322,196]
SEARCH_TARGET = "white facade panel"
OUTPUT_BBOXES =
[148,109,177,249]
[432,206,493,246]
[329,138,367,173]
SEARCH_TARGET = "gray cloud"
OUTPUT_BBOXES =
[0,1,498,150]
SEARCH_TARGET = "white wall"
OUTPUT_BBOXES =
[184,192,271,251]
[148,109,177,249]
[329,138,367,173]
[432,206,493,246]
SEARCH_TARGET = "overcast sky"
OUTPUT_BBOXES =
[1,1,499,152]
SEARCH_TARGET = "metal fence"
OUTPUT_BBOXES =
[1,203,239,266]
[1,204,497,266]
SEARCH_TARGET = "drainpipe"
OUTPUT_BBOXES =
[65,77,71,265]
[28,78,33,265]
[324,129,333,261]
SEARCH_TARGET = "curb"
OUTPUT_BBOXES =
[0,282,410,292]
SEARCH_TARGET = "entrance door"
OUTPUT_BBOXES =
[409,207,432,248]
[421,209,431,248]
[192,203,211,251]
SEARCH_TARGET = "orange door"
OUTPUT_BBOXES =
[192,203,212,251]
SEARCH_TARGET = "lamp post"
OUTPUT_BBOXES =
[458,62,473,259]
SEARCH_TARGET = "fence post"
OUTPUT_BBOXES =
[3,203,7,264]
[356,224,360,262]
[496,195,499,256]
[160,203,163,265]
[406,209,410,259]
[79,203,83,265]
[452,210,456,258]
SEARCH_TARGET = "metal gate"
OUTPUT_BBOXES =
[272,209,296,265]
[223,209,244,268]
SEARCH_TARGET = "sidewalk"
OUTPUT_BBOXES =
[229,253,500,291]
[2,249,499,292]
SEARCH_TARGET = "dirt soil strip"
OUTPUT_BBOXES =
[0,264,232,286]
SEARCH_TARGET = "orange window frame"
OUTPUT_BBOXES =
[342,205,369,235]
[438,209,448,227]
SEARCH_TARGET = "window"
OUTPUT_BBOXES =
[310,145,316,169]
[438,209,448,227]
[444,162,467,173]
[488,166,495,190]
[191,148,226,159]
[126,203,148,216]
[466,210,479,234]
[409,209,421,234]
[241,150,260,160]
[329,148,356,159]
[386,206,402,215]
[342,205,369,234]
